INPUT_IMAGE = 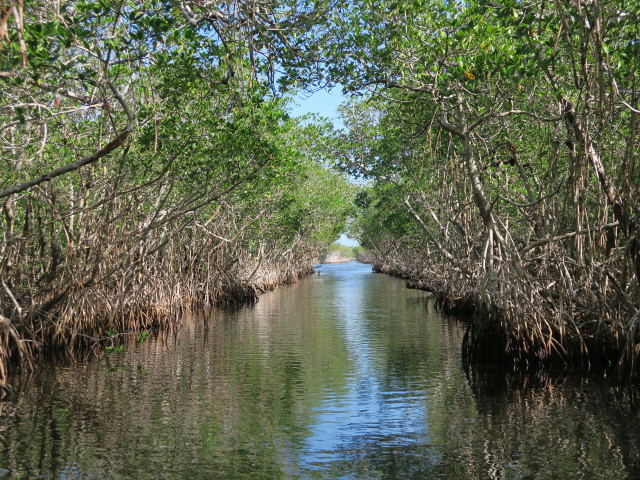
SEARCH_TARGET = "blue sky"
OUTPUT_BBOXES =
[288,88,359,247]
[336,233,359,247]
[287,87,346,129]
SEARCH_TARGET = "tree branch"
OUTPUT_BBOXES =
[519,222,619,255]
[0,71,102,105]
[0,80,134,199]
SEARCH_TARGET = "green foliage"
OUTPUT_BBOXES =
[137,331,150,344]
[105,345,125,354]
[326,0,639,262]
[323,0,640,372]
[0,1,357,382]
[325,243,356,258]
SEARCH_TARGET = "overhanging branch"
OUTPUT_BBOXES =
[0,80,134,199]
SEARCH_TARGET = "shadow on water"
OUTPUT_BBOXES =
[1,261,640,479]
[460,362,640,479]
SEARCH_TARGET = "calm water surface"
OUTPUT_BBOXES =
[1,261,640,478]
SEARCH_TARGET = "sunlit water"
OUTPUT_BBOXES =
[1,262,640,478]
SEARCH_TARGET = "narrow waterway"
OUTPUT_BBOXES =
[1,261,640,478]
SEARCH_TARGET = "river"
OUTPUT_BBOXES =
[1,261,639,478]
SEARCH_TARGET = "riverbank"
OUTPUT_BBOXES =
[322,244,374,264]
[0,258,318,397]
[370,254,640,380]
[322,252,355,264]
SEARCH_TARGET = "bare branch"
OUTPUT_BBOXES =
[519,222,619,255]
[0,71,103,105]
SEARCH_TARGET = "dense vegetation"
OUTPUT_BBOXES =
[1,0,639,385]
[322,242,370,263]
[0,0,354,386]
[337,0,640,375]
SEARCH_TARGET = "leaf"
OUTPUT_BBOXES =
[137,331,150,344]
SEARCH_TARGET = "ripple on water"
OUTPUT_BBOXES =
[1,262,640,479]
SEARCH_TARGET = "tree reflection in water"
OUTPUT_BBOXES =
[1,262,639,479]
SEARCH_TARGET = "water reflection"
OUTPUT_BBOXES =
[0,261,640,478]
[300,264,432,474]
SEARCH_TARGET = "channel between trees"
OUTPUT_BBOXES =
[2,0,639,389]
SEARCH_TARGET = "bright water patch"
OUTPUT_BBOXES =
[1,261,640,478]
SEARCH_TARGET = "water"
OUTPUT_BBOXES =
[1,261,640,479]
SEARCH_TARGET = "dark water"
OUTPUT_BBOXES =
[1,261,640,479]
